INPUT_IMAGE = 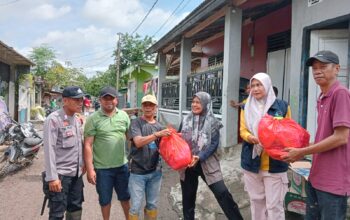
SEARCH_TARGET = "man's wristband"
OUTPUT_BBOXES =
[153,132,158,138]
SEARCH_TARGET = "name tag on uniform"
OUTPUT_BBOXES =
[61,125,74,138]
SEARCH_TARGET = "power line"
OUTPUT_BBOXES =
[131,0,158,35]
[79,58,112,69]
[162,0,192,31]
[65,47,115,60]
[0,0,20,6]
[71,51,114,66]
[152,0,185,38]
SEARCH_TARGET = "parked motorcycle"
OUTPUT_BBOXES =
[45,106,59,117]
[0,113,43,178]
[0,111,12,145]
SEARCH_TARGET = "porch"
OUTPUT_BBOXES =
[148,0,292,147]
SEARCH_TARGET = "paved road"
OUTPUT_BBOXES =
[0,147,180,220]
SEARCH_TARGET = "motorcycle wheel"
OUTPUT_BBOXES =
[0,154,6,163]
[0,132,5,145]
[0,160,30,178]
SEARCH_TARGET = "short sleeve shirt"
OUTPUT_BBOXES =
[128,117,163,174]
[84,109,130,169]
[309,81,350,196]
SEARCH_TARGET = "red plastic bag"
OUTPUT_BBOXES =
[159,127,192,170]
[258,115,310,160]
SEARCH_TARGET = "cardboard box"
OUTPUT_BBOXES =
[284,191,307,215]
[289,161,311,197]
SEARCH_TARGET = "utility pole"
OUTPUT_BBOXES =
[115,33,122,91]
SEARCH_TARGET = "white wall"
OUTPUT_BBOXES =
[290,0,350,123]
[8,66,15,117]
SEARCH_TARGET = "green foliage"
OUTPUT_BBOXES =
[30,105,45,120]
[28,45,88,92]
[45,61,88,90]
[29,44,56,76]
[117,33,155,71]
[18,74,34,89]
[28,35,155,96]
[84,64,117,97]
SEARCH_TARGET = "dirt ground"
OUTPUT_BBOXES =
[0,147,180,220]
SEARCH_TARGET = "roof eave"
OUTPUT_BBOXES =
[0,40,35,66]
[146,0,228,54]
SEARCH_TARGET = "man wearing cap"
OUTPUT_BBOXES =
[84,86,130,220]
[128,94,170,220]
[43,86,85,220]
[283,50,350,219]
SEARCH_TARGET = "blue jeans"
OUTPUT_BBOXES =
[95,164,130,206]
[305,181,348,220]
[128,170,162,215]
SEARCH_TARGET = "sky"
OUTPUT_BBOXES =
[0,0,204,77]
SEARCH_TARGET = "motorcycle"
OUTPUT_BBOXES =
[0,111,12,145]
[45,106,59,117]
[0,113,43,178]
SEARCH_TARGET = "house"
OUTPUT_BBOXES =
[0,40,35,123]
[147,0,350,147]
[122,63,158,108]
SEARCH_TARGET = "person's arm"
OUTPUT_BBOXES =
[230,100,243,109]
[133,128,170,148]
[43,117,61,192]
[198,130,220,161]
[283,126,349,162]
[125,112,131,138]
[283,90,350,162]
[285,106,292,119]
[240,110,259,144]
[83,117,97,185]
[84,136,96,185]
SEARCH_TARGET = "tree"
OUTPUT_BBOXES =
[84,64,116,97]
[117,33,155,71]
[28,45,89,92]
[29,44,56,76]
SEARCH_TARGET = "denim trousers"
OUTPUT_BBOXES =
[128,170,162,215]
[180,164,243,220]
[305,181,348,220]
[95,164,130,206]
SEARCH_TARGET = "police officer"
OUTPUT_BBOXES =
[43,86,85,220]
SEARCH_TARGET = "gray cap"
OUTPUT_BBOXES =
[99,86,118,97]
[306,50,339,66]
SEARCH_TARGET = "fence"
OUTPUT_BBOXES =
[161,66,223,114]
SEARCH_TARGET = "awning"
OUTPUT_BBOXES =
[121,63,157,78]
[0,40,34,66]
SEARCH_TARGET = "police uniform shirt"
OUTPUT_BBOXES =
[43,109,84,181]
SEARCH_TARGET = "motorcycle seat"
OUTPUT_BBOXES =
[23,137,42,147]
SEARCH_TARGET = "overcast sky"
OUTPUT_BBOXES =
[1,0,203,77]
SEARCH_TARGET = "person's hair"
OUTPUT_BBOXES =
[273,86,278,97]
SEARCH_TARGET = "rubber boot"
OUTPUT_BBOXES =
[144,208,157,220]
[65,210,82,220]
[128,212,139,220]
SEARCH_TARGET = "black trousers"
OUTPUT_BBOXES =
[48,175,84,220]
[180,163,243,220]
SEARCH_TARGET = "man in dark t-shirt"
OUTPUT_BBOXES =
[128,94,170,220]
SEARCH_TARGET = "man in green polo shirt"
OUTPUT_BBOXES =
[84,86,130,220]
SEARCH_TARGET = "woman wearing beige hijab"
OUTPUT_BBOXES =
[240,73,291,220]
